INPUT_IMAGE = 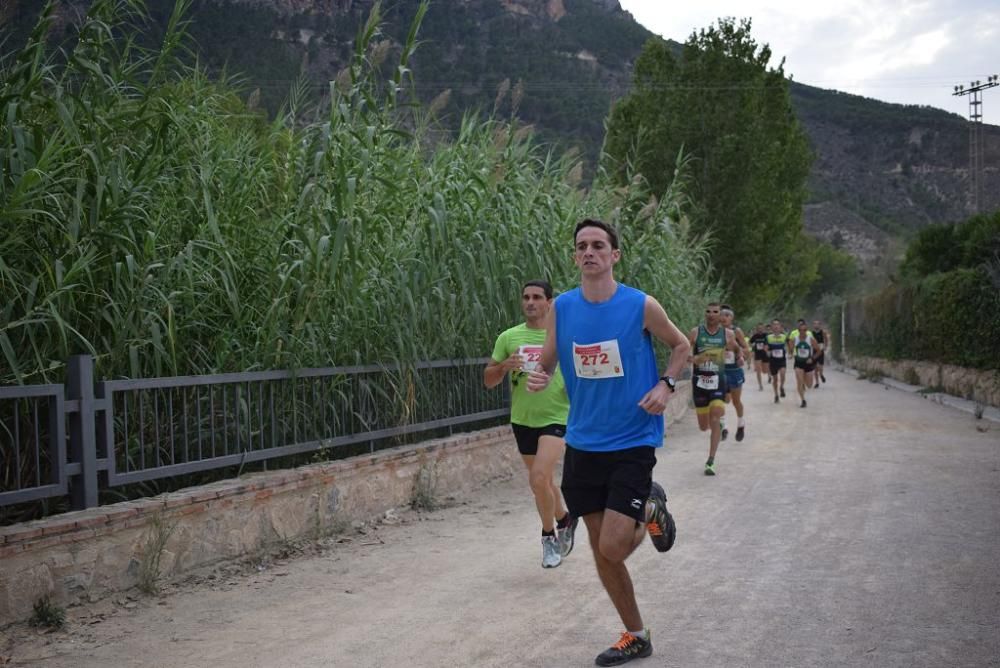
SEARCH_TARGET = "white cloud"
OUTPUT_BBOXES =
[619,1,1000,125]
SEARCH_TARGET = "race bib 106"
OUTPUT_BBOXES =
[518,344,543,372]
[796,348,810,358]
[573,340,625,379]
[696,374,719,390]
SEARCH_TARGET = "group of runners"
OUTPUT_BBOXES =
[483,218,832,666]
[694,313,832,476]
[748,319,830,406]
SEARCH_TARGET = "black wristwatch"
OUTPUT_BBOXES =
[659,375,676,392]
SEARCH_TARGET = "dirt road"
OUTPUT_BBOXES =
[6,369,1000,667]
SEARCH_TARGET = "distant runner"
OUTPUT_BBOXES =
[788,319,819,408]
[766,320,788,404]
[720,305,751,442]
[811,319,830,387]
[485,280,576,569]
[689,303,742,475]
[749,324,769,391]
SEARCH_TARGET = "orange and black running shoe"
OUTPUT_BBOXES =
[645,482,676,552]
[595,631,653,666]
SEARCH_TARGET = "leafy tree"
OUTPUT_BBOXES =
[604,18,813,311]
[899,223,958,277]
[804,242,859,307]
[900,211,1000,278]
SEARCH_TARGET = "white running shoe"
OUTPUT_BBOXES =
[541,535,562,568]
[557,516,578,557]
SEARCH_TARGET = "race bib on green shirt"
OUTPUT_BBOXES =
[518,344,543,372]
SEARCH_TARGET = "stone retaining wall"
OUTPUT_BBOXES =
[0,383,692,626]
[0,427,519,626]
[842,353,1000,408]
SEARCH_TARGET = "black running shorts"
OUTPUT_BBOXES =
[692,373,728,407]
[754,350,769,362]
[814,351,825,365]
[561,445,656,523]
[768,358,786,376]
[511,423,566,456]
[794,359,816,373]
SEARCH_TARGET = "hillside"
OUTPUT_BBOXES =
[3,0,999,266]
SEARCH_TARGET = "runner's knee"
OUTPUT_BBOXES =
[528,467,552,492]
[598,537,631,564]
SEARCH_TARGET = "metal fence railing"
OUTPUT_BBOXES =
[0,384,66,506]
[0,356,509,511]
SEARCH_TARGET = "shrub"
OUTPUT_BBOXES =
[845,267,1000,370]
[28,596,66,629]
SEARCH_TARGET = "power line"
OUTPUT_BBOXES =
[953,75,999,214]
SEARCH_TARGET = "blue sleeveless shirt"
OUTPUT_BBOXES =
[555,283,663,452]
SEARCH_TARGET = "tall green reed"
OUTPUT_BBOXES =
[1,0,717,387]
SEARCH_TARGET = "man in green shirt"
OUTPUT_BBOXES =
[485,280,576,569]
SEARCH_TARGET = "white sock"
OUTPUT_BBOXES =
[629,629,649,640]
[738,417,746,427]
[720,417,727,429]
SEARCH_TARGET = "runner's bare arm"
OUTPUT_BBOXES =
[641,295,691,368]
[525,309,557,392]
[735,327,751,359]
[687,326,700,364]
[637,296,691,414]
[726,329,740,355]
[483,355,522,389]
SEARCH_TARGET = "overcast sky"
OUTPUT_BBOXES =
[619,1,1000,126]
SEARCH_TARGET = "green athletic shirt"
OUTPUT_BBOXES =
[766,332,788,359]
[491,323,569,427]
[694,325,727,375]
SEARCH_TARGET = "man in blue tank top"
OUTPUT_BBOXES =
[526,219,691,666]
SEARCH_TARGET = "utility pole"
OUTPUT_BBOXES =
[953,75,999,214]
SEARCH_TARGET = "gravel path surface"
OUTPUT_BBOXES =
[6,369,999,667]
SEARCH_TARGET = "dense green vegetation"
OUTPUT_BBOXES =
[899,213,1000,278]
[0,0,717,386]
[845,211,1000,369]
[602,19,836,313]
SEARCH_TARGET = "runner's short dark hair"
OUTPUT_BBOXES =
[522,279,553,300]
[574,219,619,250]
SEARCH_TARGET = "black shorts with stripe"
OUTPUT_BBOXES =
[561,445,656,523]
